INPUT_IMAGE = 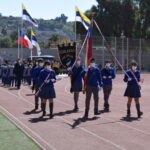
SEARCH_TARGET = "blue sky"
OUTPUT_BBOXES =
[0,0,97,21]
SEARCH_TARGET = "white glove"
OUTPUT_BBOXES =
[103,76,107,79]
[51,79,56,82]
[128,78,132,81]
[108,76,112,79]
[84,68,88,72]
[44,79,50,84]
[67,67,72,71]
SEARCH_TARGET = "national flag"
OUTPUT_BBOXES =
[76,7,91,30]
[31,31,41,56]
[83,19,93,93]
[19,31,33,49]
[22,5,38,27]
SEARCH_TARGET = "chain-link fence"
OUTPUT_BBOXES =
[77,35,150,71]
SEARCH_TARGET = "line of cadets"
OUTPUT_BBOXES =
[32,57,143,119]
[0,58,143,119]
[0,62,32,88]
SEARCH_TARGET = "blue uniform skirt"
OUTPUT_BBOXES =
[71,81,82,92]
[40,86,56,99]
[124,85,141,98]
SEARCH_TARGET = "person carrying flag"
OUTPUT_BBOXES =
[32,59,44,110]
[84,58,103,118]
[69,57,84,112]
[38,61,57,118]
[124,61,143,118]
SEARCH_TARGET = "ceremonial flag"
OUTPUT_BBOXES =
[19,31,33,49]
[22,5,38,27]
[83,19,93,93]
[76,7,91,30]
[31,31,41,56]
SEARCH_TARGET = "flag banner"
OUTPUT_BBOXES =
[19,31,33,49]
[31,31,41,56]
[57,42,76,68]
[22,5,38,27]
[83,19,93,94]
[76,7,91,30]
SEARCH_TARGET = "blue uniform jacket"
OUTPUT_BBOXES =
[71,66,84,83]
[86,67,102,87]
[32,66,42,84]
[101,68,116,85]
[124,70,140,86]
[39,69,56,88]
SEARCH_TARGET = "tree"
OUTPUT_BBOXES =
[0,37,12,48]
[1,27,7,36]
[10,30,18,42]
[47,34,60,48]
[55,14,68,24]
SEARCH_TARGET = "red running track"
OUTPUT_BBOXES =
[0,74,150,150]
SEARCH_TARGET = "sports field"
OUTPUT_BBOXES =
[0,74,150,150]
[0,112,42,150]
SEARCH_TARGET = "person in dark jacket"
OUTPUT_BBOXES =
[39,61,58,118]
[13,59,24,89]
[69,58,84,112]
[84,58,103,118]
[101,61,116,112]
[124,61,143,118]
[32,59,44,110]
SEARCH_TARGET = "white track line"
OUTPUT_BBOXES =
[1,87,127,150]
[0,105,57,150]
[0,88,57,150]
[24,85,150,136]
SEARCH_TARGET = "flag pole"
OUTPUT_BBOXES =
[21,4,24,60]
[18,27,20,59]
[75,6,77,42]
[30,27,33,61]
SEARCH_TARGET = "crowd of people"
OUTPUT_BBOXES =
[0,57,143,120]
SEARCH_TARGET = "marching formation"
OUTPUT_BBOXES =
[0,57,143,120]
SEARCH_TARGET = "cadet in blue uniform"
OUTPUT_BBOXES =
[32,59,44,110]
[69,58,84,111]
[84,58,103,118]
[124,61,143,118]
[25,64,32,85]
[39,61,57,118]
[101,61,116,112]
[7,65,15,87]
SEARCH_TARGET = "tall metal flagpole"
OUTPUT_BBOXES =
[21,4,24,60]
[75,6,77,42]
[18,27,20,59]
[30,27,33,61]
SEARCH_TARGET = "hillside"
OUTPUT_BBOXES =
[0,13,75,48]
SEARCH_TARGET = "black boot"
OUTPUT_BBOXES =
[41,103,46,117]
[126,104,131,118]
[49,103,54,119]
[84,110,89,119]
[73,105,79,112]
[94,109,100,115]
[35,103,39,110]
[104,104,109,112]
[136,104,143,118]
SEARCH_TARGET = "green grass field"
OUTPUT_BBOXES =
[0,112,42,150]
